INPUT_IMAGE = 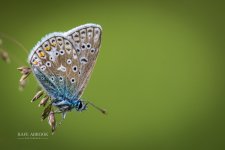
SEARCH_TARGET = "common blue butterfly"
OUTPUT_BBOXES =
[27,23,106,133]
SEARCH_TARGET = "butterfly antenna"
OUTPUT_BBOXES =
[0,32,28,54]
[85,101,107,115]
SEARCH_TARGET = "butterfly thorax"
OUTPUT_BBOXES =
[52,99,86,112]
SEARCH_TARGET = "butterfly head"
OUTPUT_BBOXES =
[72,100,87,111]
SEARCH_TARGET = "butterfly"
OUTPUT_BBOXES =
[27,23,106,132]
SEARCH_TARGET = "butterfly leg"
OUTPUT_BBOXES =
[58,112,67,125]
[53,110,67,126]
[53,110,63,114]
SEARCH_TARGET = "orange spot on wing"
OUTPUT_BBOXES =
[45,46,51,51]
[38,52,45,57]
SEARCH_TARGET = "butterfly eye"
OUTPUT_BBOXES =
[41,77,45,80]
[72,66,77,72]
[79,102,83,109]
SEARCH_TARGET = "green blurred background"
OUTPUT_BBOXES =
[0,0,225,149]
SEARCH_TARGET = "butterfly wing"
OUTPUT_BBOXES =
[28,33,81,100]
[28,23,102,100]
[65,23,102,98]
